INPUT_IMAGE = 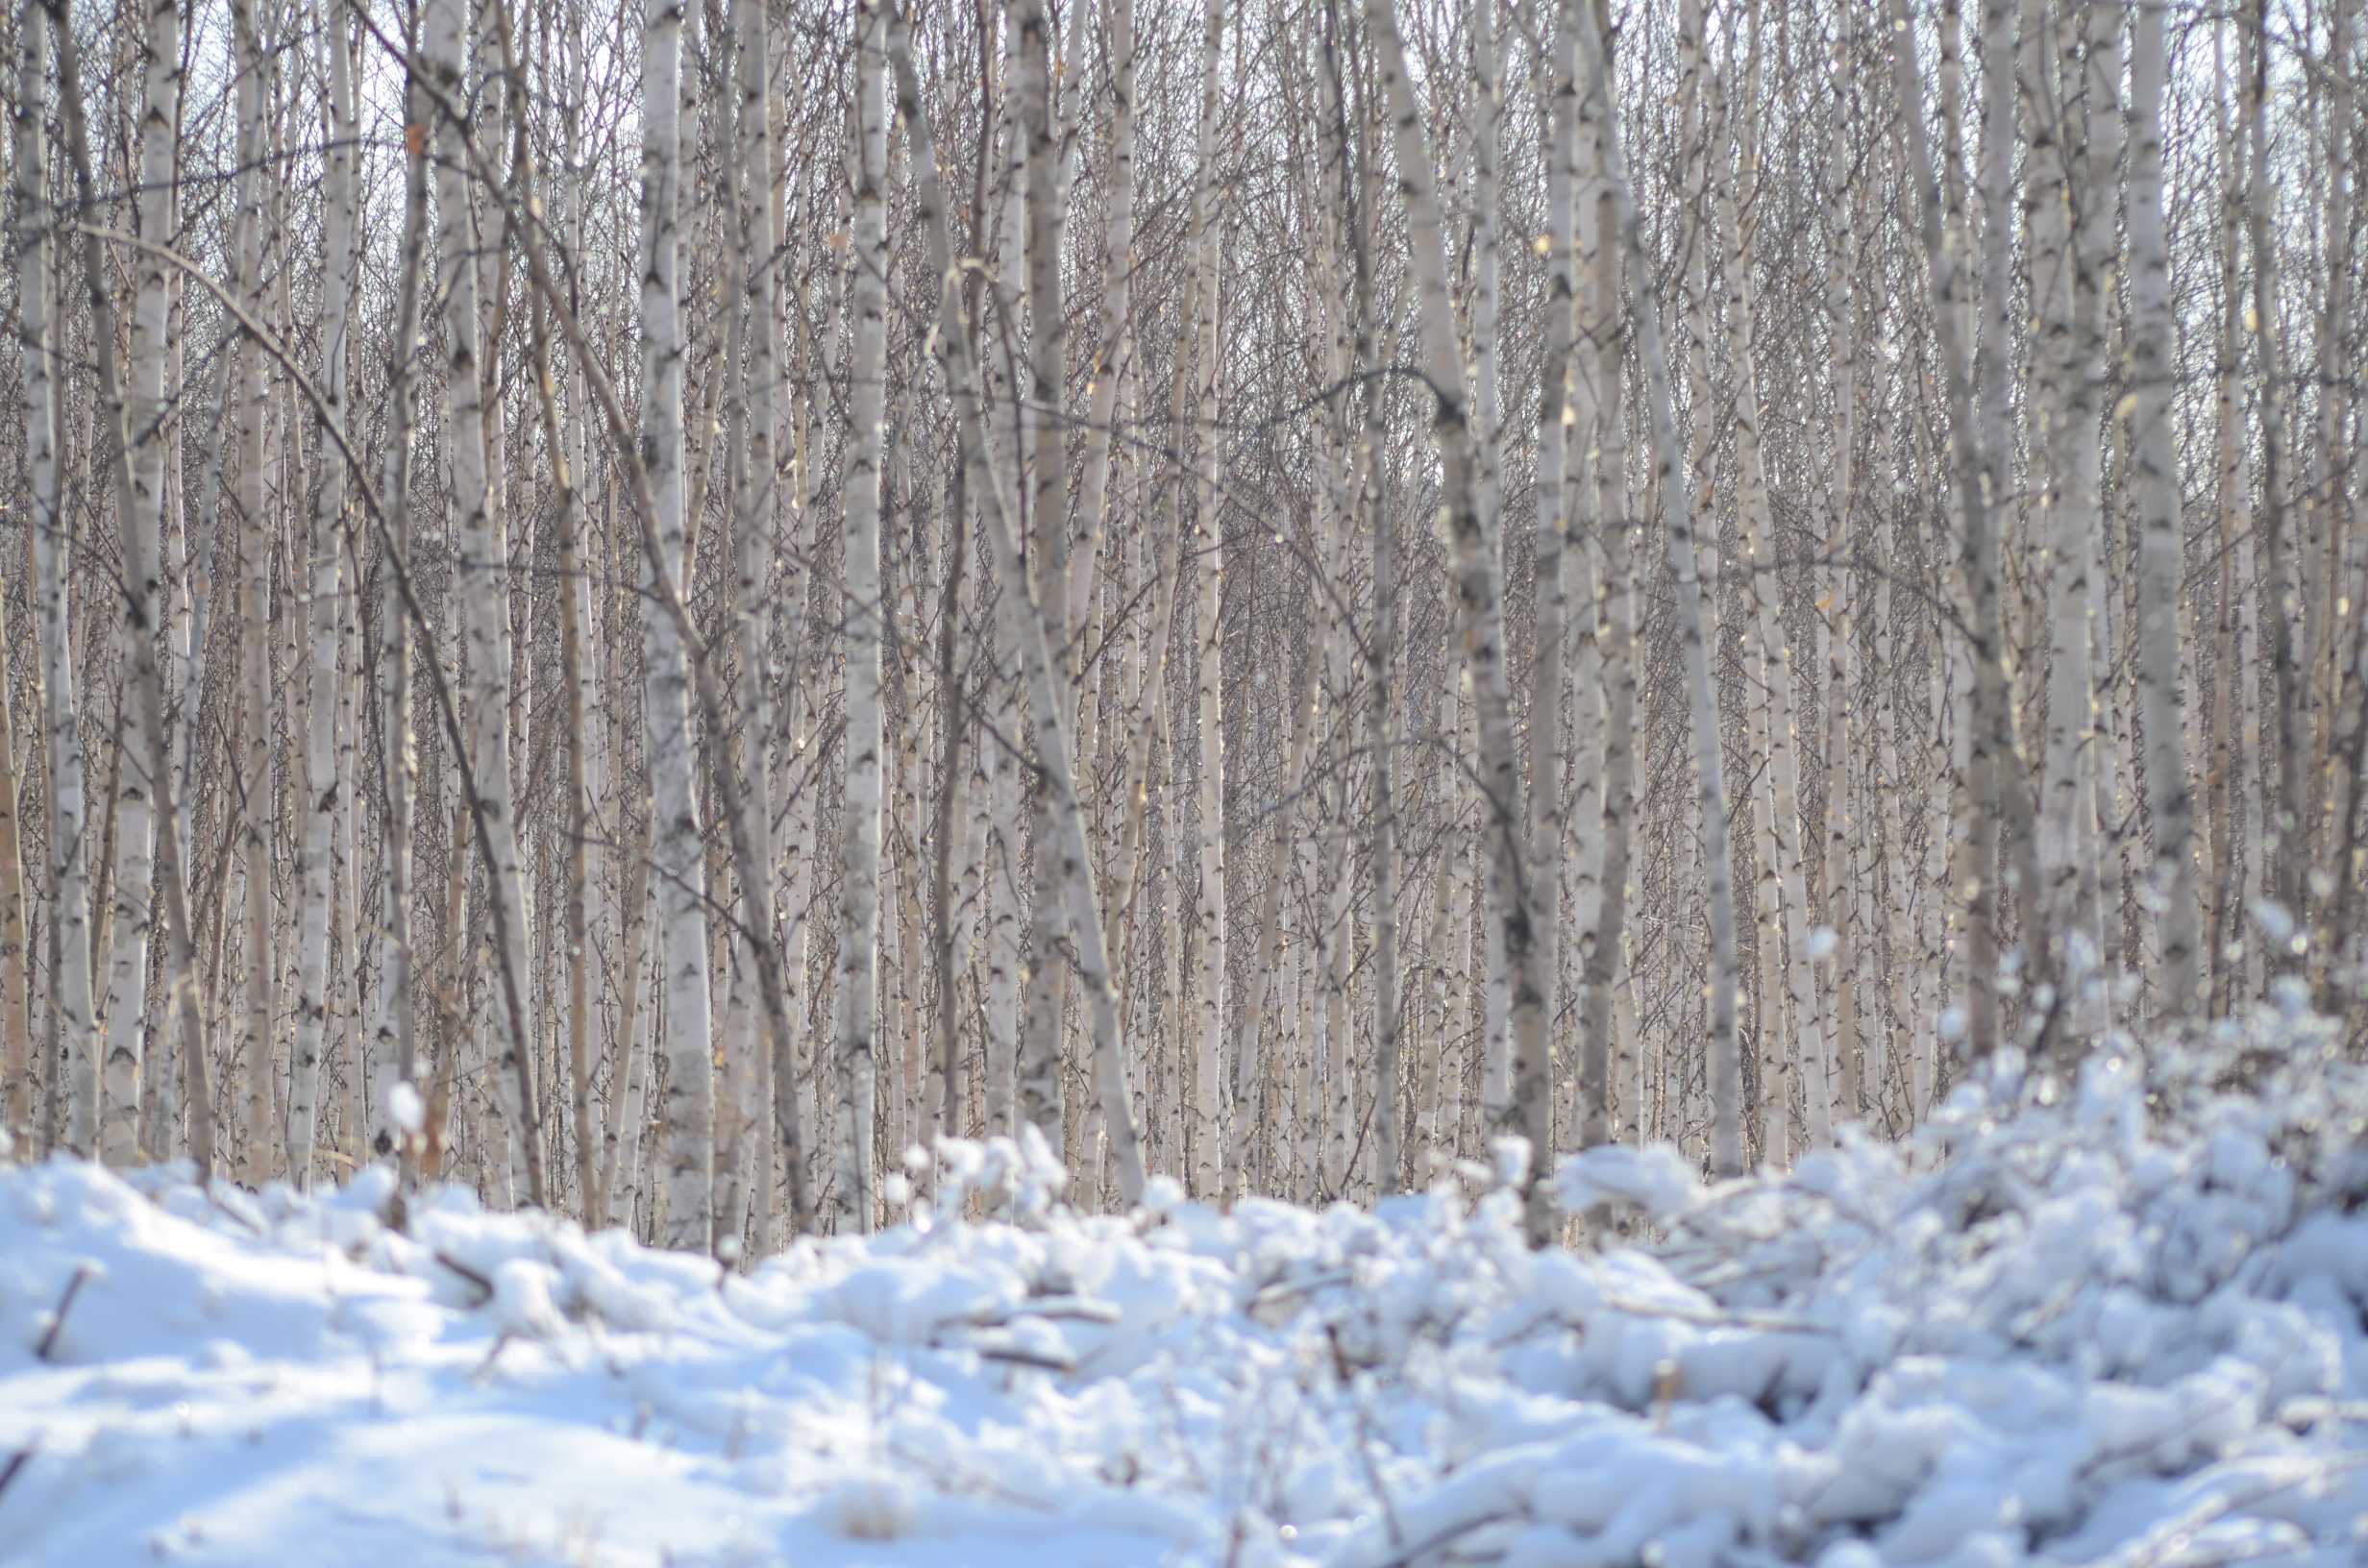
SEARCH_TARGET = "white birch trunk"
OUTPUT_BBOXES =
[1188,0,1227,1195]
[1221,645,1318,1207]
[1365,0,1551,1234]
[229,0,274,1188]
[1016,0,1072,1163]
[1578,0,1638,1160]
[370,53,431,1176]
[1535,0,1593,1153]
[99,0,184,1169]
[608,848,654,1232]
[1066,0,1138,634]
[15,3,98,1163]
[1190,451,1226,1200]
[1819,28,1863,1125]
[1472,0,1511,1142]
[428,0,543,1209]
[0,601,28,1157]
[1715,18,1830,1156]
[2124,0,2199,1017]
[289,3,356,1188]
[833,0,890,1233]
[641,0,714,1249]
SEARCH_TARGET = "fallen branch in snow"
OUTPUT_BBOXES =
[0,1443,35,1508]
[472,1331,515,1383]
[968,1344,1075,1374]
[1245,1268,1353,1314]
[31,1264,93,1361]
[201,1188,262,1235]
[1364,1503,1525,1568]
[432,1251,495,1306]
[938,1297,1120,1331]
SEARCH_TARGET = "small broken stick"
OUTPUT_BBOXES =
[33,1263,95,1362]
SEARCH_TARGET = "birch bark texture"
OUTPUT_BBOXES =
[641,0,714,1251]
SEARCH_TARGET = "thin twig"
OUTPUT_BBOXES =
[33,1265,94,1362]
[432,1251,496,1306]
[0,1445,36,1508]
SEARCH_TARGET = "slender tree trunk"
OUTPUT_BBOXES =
[1320,7,1403,1200]
[2208,71,2244,998]
[1577,0,1637,1160]
[607,842,654,1229]
[833,0,889,1232]
[1016,0,1072,1163]
[1529,0,1590,1158]
[427,0,544,1209]
[1066,0,1137,634]
[94,0,183,1169]
[1678,0,1764,1165]
[1962,0,2013,1062]
[1714,8,1830,1155]
[1222,648,1318,1205]
[146,256,191,1165]
[2315,0,2360,982]
[2034,0,2109,1017]
[929,496,970,1190]
[1821,27,1864,1123]
[1185,0,1228,1199]
[1299,24,1359,1196]
[335,601,361,1169]
[16,0,93,1165]
[1189,376,1226,1195]
[2246,2,2305,951]
[370,47,431,1180]
[289,2,356,1188]
[2122,0,2197,1019]
[0,587,28,1156]
[1362,0,1548,1231]
[1470,0,1507,1143]
[641,0,714,1248]
[1571,0,1740,1181]
[228,0,276,1188]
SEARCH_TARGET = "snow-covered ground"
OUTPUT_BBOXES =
[5,1028,2367,1567]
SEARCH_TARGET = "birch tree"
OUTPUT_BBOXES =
[227,0,274,1188]
[2123,0,2198,1019]
[14,0,99,1164]
[427,0,544,1208]
[289,0,358,1187]
[1361,0,1552,1232]
[642,0,715,1249]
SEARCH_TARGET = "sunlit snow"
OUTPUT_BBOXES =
[3,1024,2364,1566]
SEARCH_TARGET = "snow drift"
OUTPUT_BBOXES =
[3,1009,2365,1566]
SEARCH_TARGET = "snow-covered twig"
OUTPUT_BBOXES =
[31,1263,92,1362]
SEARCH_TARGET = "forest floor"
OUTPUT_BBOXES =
[4,1024,2367,1567]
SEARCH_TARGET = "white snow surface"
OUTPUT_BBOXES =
[5,1038,2367,1567]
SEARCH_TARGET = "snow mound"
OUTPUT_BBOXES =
[3,1019,2364,1565]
